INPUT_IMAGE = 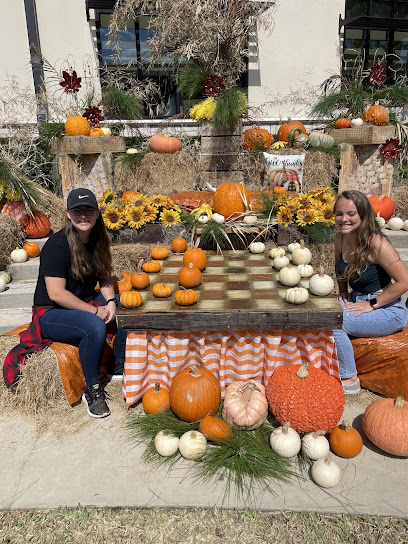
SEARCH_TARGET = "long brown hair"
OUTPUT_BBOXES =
[65,213,112,280]
[335,190,386,281]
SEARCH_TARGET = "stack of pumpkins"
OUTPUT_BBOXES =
[369,194,408,231]
[64,115,111,138]
[334,104,389,129]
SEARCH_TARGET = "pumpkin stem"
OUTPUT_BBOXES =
[395,396,405,408]
[153,381,161,394]
[300,239,305,249]
[137,259,144,274]
[312,429,326,438]
[282,422,291,434]
[193,237,201,250]
[189,365,202,379]
[324,455,332,465]
[340,421,350,431]
[319,265,325,276]
[238,381,260,405]
[296,363,310,379]
[190,431,197,439]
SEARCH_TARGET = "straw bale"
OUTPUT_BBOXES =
[111,243,154,275]
[392,184,408,217]
[113,151,199,196]
[0,215,25,269]
[31,182,65,233]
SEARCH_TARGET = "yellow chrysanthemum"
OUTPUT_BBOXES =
[126,206,147,229]
[5,188,21,201]
[318,204,336,225]
[296,207,319,227]
[142,203,159,222]
[190,97,216,122]
[160,209,181,227]
[99,189,117,206]
[276,208,294,227]
[103,207,126,230]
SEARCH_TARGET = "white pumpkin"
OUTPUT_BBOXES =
[270,247,286,259]
[178,430,207,460]
[243,215,257,224]
[285,287,309,304]
[291,240,312,265]
[273,255,290,270]
[279,264,301,287]
[100,127,112,136]
[212,213,225,224]
[297,264,314,278]
[198,214,209,224]
[299,278,310,289]
[387,217,404,231]
[351,117,364,127]
[269,422,301,458]
[375,212,386,229]
[287,241,301,253]
[10,248,28,263]
[309,266,334,296]
[0,271,11,284]
[249,241,265,254]
[403,220,408,231]
[301,430,330,460]
[311,455,341,488]
[126,148,139,154]
[154,430,180,457]
[0,277,6,293]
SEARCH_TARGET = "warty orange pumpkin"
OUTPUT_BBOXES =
[242,127,274,151]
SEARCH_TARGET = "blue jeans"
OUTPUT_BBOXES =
[333,292,408,379]
[39,294,126,388]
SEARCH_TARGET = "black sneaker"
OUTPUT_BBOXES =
[82,383,111,418]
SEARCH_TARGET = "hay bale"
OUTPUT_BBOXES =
[31,182,65,233]
[113,151,199,195]
[392,185,408,217]
[0,214,25,269]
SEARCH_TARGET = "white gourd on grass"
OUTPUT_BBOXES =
[154,430,180,457]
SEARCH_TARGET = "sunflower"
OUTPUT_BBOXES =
[99,189,117,206]
[150,194,169,207]
[160,208,181,227]
[280,197,299,213]
[276,207,294,227]
[142,203,159,223]
[315,192,336,208]
[121,194,146,208]
[103,206,126,230]
[296,207,319,227]
[126,206,147,229]
[318,204,336,225]
[296,194,313,210]
[307,186,330,196]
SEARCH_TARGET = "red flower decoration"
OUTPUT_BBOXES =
[83,106,104,127]
[59,70,82,93]
[369,64,386,87]
[379,138,403,160]
[203,75,225,97]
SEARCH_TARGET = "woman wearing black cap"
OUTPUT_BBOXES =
[33,188,119,418]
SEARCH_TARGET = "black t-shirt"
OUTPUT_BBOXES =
[34,229,98,308]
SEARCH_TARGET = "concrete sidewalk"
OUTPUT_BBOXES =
[1,382,407,516]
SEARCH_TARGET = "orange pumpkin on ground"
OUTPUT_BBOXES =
[142,260,161,273]
[152,283,172,298]
[142,382,170,415]
[213,182,250,220]
[242,127,274,151]
[334,118,352,129]
[23,242,40,258]
[90,127,104,137]
[363,104,389,126]
[199,415,233,444]
[363,396,408,456]
[120,290,143,308]
[151,247,169,260]
[183,242,206,271]
[149,133,182,154]
[178,263,202,288]
[329,421,363,458]
[368,194,395,221]
[277,118,306,142]
[131,260,150,290]
[169,365,221,422]
[24,209,51,238]
[175,288,198,306]
[265,363,345,434]
[64,115,91,136]
[171,237,188,253]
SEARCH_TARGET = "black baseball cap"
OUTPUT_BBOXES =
[67,188,99,210]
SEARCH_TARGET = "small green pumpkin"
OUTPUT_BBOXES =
[308,131,335,148]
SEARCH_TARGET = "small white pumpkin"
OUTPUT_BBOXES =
[243,215,257,224]
[299,278,310,289]
[309,266,334,296]
[0,277,6,293]
[270,247,286,259]
[269,422,301,458]
[273,255,290,270]
[178,430,207,460]
[301,430,330,460]
[297,264,314,278]
[212,213,225,224]
[285,286,309,304]
[198,214,209,224]
[287,241,301,253]
[351,117,364,127]
[0,271,11,284]
[387,217,404,231]
[126,148,139,154]
[100,127,112,136]
[249,241,265,254]
[311,455,341,488]
[403,219,408,231]
[375,212,386,229]
[154,430,180,457]
[279,264,301,287]
[10,248,28,263]
[291,240,312,265]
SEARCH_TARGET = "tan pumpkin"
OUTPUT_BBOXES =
[131,259,150,290]
[24,209,51,238]
[64,115,91,136]
[222,381,268,430]
[213,182,250,221]
[23,242,40,258]
[149,133,182,154]
[178,263,202,288]
[169,365,221,422]
[120,290,143,308]
[199,415,233,444]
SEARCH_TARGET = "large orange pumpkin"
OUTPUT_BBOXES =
[329,421,363,458]
[169,365,221,422]
[242,127,274,151]
[265,363,345,434]
[363,396,408,456]
[24,209,51,238]
[1,200,29,227]
[277,118,306,143]
[213,182,250,220]
[142,382,170,415]
[149,133,182,154]
[368,194,395,221]
[199,415,233,444]
[64,115,91,136]
[363,104,389,126]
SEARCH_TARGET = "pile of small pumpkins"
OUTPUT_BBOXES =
[141,362,408,489]
[117,238,206,308]
[368,194,408,231]
[334,104,390,129]
[249,239,334,304]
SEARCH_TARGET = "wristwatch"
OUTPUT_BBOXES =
[106,297,118,307]
[369,298,379,309]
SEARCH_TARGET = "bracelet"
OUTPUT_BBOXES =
[94,307,98,315]
[106,297,118,307]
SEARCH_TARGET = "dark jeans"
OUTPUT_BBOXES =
[39,294,126,388]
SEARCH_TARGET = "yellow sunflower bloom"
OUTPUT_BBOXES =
[126,206,147,229]
[103,207,126,230]
[318,204,336,225]
[120,194,146,208]
[296,207,319,227]
[282,197,300,213]
[150,194,169,207]
[142,203,159,222]
[99,189,117,206]
[296,194,313,210]
[307,186,330,196]
[316,193,336,208]
[276,208,294,227]
[160,209,181,227]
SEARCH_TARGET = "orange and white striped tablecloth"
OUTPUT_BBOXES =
[122,329,339,406]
